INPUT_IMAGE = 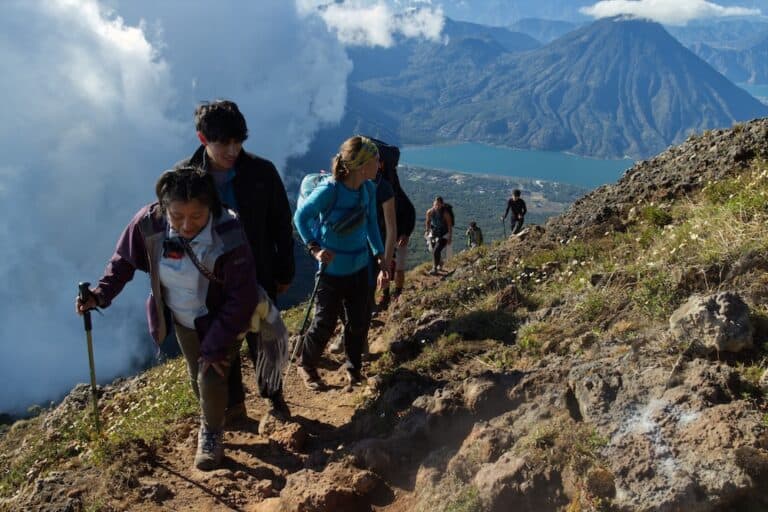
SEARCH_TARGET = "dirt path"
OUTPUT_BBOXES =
[125,290,435,512]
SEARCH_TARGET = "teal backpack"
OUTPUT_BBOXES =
[297,172,371,239]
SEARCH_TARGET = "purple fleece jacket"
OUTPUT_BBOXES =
[92,203,260,362]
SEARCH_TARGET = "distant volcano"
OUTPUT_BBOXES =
[344,16,768,159]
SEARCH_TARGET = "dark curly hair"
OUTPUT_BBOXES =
[194,100,248,143]
[155,166,223,218]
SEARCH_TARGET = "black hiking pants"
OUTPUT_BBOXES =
[227,332,282,408]
[227,287,281,408]
[511,217,524,235]
[300,266,370,373]
[431,237,448,269]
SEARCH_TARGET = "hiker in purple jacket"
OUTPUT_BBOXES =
[76,167,259,471]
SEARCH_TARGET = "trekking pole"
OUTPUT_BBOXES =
[287,263,326,369]
[78,282,101,434]
[502,217,507,238]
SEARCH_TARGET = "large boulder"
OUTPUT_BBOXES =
[669,292,753,353]
[273,461,379,512]
[472,453,568,512]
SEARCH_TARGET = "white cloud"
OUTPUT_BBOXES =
[297,0,444,47]
[0,0,352,414]
[0,0,183,415]
[580,0,762,26]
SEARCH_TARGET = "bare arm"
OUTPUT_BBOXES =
[382,197,396,269]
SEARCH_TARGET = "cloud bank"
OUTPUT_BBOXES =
[0,0,448,415]
[296,0,444,47]
[581,0,762,25]
[0,0,351,415]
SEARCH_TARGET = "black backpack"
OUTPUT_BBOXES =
[443,203,455,227]
[367,137,416,237]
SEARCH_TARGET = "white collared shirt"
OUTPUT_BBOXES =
[158,216,213,329]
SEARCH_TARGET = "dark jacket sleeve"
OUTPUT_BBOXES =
[93,207,150,307]
[198,242,260,362]
[266,164,295,285]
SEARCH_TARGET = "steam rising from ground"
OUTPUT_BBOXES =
[0,0,354,415]
[581,0,762,25]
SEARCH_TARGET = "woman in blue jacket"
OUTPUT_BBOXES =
[294,136,386,391]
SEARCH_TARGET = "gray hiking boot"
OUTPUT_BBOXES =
[195,425,224,471]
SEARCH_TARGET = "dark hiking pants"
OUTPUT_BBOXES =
[300,266,370,373]
[227,331,284,408]
[228,284,281,408]
[511,218,524,235]
[432,237,448,268]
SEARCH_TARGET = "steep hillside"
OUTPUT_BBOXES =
[2,119,768,511]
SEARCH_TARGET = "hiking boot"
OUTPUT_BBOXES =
[224,402,248,426]
[344,368,363,392]
[428,268,439,276]
[264,393,291,421]
[195,425,224,471]
[328,335,344,354]
[297,365,323,391]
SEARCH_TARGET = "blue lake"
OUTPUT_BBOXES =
[400,143,634,189]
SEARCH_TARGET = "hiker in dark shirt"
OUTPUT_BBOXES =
[502,189,527,235]
[175,100,294,426]
[425,196,453,275]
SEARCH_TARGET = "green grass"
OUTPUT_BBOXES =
[445,485,484,512]
[641,205,673,227]
[405,334,487,374]
[632,271,680,319]
[0,358,198,498]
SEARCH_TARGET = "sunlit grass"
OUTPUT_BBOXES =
[0,357,197,498]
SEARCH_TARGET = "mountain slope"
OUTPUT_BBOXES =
[2,117,768,511]
[692,35,768,84]
[508,17,579,42]
[360,17,768,158]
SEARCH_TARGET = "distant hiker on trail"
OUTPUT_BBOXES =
[293,136,387,392]
[76,167,270,471]
[175,100,294,427]
[466,221,483,248]
[425,196,453,275]
[502,189,527,235]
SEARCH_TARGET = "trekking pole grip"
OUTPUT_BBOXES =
[78,281,92,331]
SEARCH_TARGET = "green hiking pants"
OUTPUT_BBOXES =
[175,322,240,432]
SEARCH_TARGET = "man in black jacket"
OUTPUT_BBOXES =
[502,189,527,235]
[175,100,295,423]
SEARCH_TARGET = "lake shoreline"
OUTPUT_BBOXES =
[400,143,635,189]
